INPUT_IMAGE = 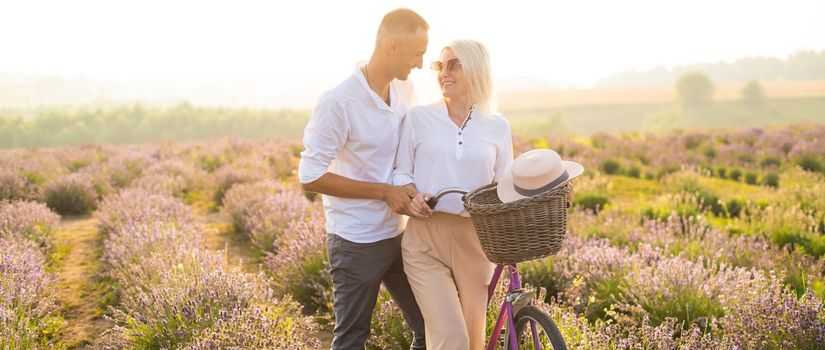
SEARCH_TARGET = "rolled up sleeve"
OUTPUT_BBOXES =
[392,115,415,186]
[298,97,349,184]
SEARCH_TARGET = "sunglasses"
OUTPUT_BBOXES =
[430,58,462,73]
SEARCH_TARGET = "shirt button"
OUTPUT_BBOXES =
[458,132,462,135]
[458,141,463,145]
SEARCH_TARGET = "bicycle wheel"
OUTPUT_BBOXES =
[505,305,567,350]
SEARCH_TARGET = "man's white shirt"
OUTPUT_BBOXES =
[298,63,416,243]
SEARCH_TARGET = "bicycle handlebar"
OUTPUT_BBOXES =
[425,187,468,209]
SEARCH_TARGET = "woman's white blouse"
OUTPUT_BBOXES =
[393,100,513,216]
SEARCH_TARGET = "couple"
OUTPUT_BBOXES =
[298,8,510,350]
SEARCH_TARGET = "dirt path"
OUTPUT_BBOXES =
[199,211,263,274]
[51,215,113,349]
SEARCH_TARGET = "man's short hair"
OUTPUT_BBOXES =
[378,8,429,36]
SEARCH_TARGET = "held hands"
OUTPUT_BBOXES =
[383,184,416,215]
[409,193,434,218]
[401,183,417,198]
[382,183,432,217]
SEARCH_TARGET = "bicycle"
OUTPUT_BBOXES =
[426,186,569,350]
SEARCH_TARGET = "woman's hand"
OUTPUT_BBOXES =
[409,193,434,217]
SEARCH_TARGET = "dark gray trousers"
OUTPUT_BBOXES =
[327,233,426,350]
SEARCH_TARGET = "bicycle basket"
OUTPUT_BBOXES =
[463,183,571,264]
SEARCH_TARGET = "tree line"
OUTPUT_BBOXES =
[601,50,825,87]
[0,103,310,148]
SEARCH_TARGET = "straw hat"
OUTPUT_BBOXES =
[497,149,584,203]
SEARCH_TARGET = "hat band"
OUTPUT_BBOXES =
[513,170,569,197]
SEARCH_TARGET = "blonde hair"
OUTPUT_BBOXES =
[445,39,496,114]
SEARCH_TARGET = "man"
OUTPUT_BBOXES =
[298,8,428,350]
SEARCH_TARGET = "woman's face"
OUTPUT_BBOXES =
[436,48,469,100]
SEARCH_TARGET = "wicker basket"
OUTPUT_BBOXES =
[463,182,571,264]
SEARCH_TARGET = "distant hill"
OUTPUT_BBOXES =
[599,50,825,87]
[500,80,825,109]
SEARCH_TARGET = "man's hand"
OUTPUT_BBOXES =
[302,173,419,215]
[382,184,415,215]
[402,183,418,198]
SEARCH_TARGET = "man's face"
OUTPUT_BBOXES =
[390,28,428,81]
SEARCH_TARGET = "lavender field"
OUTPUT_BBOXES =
[2,124,825,349]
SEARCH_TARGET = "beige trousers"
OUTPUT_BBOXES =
[402,212,495,350]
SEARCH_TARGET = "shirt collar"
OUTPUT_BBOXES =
[438,99,480,127]
[354,61,396,112]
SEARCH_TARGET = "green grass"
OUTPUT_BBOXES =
[601,172,774,212]
[605,176,661,201]
[46,242,72,272]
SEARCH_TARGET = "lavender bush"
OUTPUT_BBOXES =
[0,170,34,201]
[95,171,320,349]
[103,152,152,188]
[0,236,61,349]
[40,173,99,215]
[0,200,61,246]
[367,289,413,350]
[533,299,725,349]
[95,188,195,237]
[721,276,825,349]
[183,301,321,350]
[131,159,207,201]
[614,256,765,328]
[266,210,333,316]
[210,166,265,207]
[221,180,312,252]
[99,248,271,348]
[103,221,204,275]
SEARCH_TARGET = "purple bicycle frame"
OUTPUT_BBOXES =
[486,264,541,350]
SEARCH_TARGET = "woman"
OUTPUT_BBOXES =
[393,39,512,349]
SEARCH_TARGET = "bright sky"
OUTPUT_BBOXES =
[2,0,824,107]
